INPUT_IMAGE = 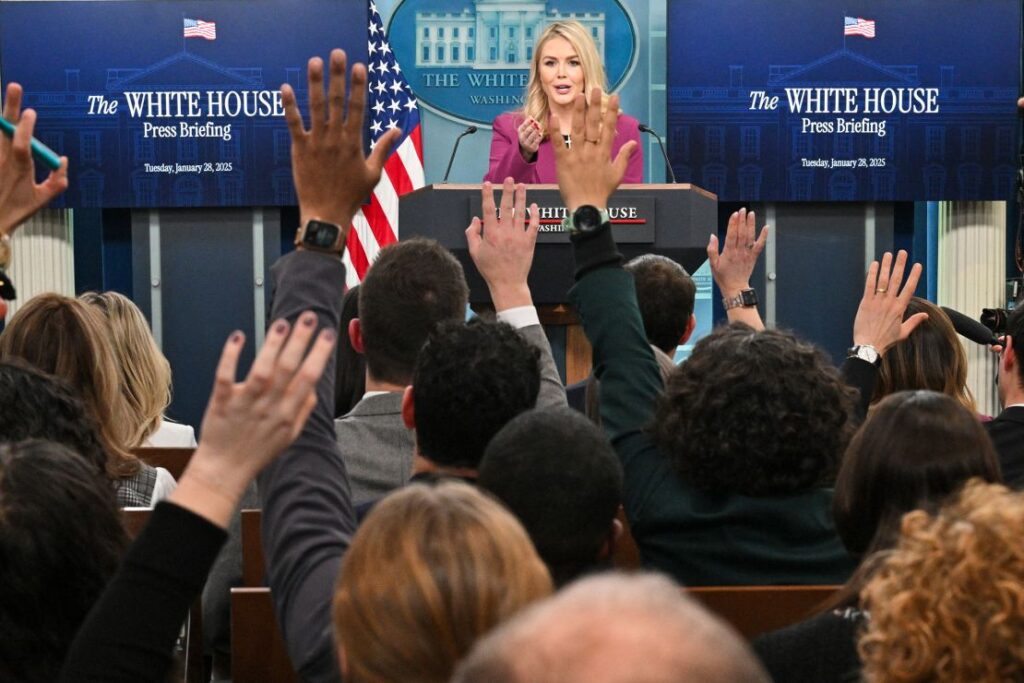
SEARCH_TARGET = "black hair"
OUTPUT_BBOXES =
[359,238,469,386]
[0,359,108,477]
[413,318,540,469]
[479,407,623,586]
[0,440,127,683]
[334,284,366,417]
[652,323,856,496]
[1007,304,1024,387]
[625,254,696,353]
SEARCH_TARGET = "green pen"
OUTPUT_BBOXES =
[0,117,62,171]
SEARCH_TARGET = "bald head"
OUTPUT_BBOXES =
[452,573,769,683]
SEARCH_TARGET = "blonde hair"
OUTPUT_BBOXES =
[523,20,609,138]
[0,293,140,478]
[80,291,172,447]
[333,482,553,683]
[859,479,1024,682]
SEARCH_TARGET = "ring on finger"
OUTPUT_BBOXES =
[875,287,888,294]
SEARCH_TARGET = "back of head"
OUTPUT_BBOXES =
[412,318,540,469]
[0,360,109,477]
[625,254,695,353]
[333,481,552,683]
[358,238,468,386]
[453,573,770,683]
[873,298,976,412]
[0,440,127,683]
[80,291,172,447]
[833,390,1001,558]
[479,407,623,586]
[334,284,366,417]
[652,323,855,496]
[859,479,1024,682]
[1005,303,1024,389]
[0,293,138,478]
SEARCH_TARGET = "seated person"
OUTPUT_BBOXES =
[859,480,1024,681]
[871,297,977,414]
[478,406,623,586]
[753,390,1002,682]
[81,290,195,447]
[336,238,468,506]
[0,440,127,683]
[570,253,695,421]
[0,293,175,506]
[547,86,927,586]
[333,482,552,683]
[985,304,1024,486]
[453,573,771,683]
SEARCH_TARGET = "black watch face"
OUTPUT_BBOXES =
[573,205,603,233]
[740,289,758,306]
[305,220,340,248]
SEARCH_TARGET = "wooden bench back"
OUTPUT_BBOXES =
[132,447,195,481]
[231,587,301,683]
[685,584,838,639]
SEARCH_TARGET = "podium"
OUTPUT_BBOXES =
[398,183,717,304]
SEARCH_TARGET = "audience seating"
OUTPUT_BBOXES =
[241,508,264,587]
[120,508,206,683]
[685,585,838,640]
[132,447,195,481]
[231,587,301,683]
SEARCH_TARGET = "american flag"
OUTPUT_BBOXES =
[345,0,424,285]
[183,18,217,40]
[844,16,875,38]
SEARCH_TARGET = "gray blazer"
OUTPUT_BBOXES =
[335,392,413,507]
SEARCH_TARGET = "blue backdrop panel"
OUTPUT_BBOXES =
[0,0,367,208]
[666,0,1020,202]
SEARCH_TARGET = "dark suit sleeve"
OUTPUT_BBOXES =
[257,251,353,683]
[59,503,227,682]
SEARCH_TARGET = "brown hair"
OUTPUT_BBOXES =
[873,298,976,412]
[333,482,552,683]
[80,291,172,447]
[859,479,1024,682]
[0,293,139,478]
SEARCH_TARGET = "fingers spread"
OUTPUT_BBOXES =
[706,233,720,267]
[3,83,21,123]
[900,311,929,340]
[499,177,515,221]
[863,260,880,298]
[281,84,306,140]
[527,202,540,237]
[212,331,245,405]
[11,109,35,162]
[367,126,400,176]
[481,181,497,221]
[347,61,372,137]
[281,327,337,415]
[612,139,637,180]
[465,216,483,252]
[307,56,326,135]
[248,318,291,394]
[876,252,893,293]
[327,49,348,129]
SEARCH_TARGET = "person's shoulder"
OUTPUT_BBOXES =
[493,112,524,130]
[616,113,641,134]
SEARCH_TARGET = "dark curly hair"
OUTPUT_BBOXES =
[0,440,127,683]
[0,359,109,478]
[651,323,856,496]
[413,318,540,469]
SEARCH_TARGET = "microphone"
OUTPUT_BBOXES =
[638,123,677,184]
[941,306,1001,346]
[442,125,478,184]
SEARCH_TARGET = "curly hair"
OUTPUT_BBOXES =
[651,323,856,496]
[412,318,540,469]
[859,479,1024,682]
[873,298,975,413]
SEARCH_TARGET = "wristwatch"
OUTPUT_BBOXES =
[722,288,758,311]
[561,205,610,235]
[847,344,880,366]
[295,219,345,255]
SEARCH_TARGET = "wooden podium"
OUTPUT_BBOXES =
[398,183,717,383]
[398,183,717,304]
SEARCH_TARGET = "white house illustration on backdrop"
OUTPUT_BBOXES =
[415,0,604,69]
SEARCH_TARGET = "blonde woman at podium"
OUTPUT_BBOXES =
[484,20,642,184]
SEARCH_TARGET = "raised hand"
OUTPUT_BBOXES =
[171,312,336,527]
[707,208,768,299]
[853,250,927,354]
[0,83,69,237]
[517,117,542,160]
[282,49,401,230]
[551,87,637,211]
[466,177,540,311]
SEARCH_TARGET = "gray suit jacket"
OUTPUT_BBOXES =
[335,392,413,507]
[518,322,568,411]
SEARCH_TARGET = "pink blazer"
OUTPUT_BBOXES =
[484,111,644,184]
